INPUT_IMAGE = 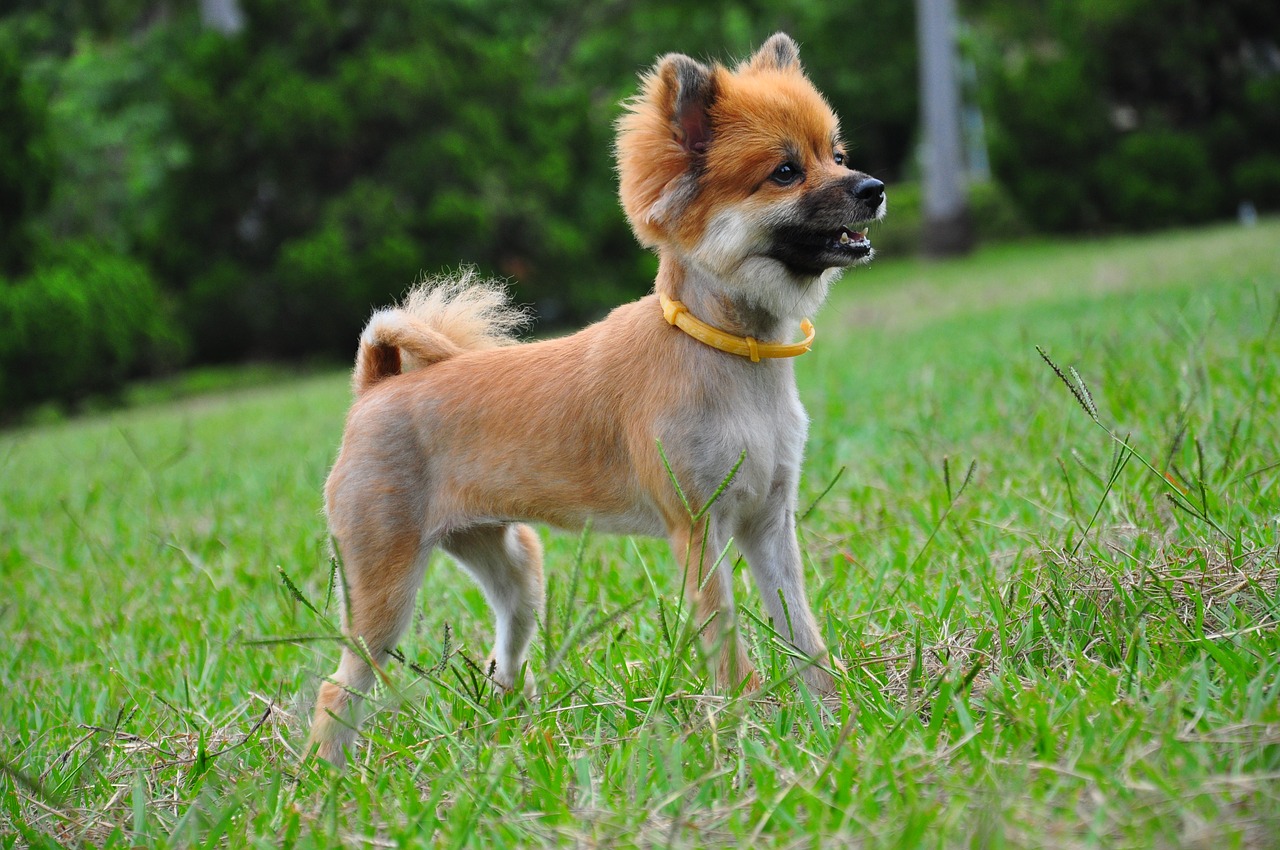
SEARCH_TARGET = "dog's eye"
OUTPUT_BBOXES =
[834,152,846,167]
[771,163,802,185]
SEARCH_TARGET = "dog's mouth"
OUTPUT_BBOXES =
[832,225,872,259]
[766,217,878,276]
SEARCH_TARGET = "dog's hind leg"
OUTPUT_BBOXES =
[441,523,545,695]
[307,523,429,768]
[669,519,758,691]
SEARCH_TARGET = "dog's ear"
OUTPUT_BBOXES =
[655,53,716,156]
[615,52,719,243]
[740,32,802,73]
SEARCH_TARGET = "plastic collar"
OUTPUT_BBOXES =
[659,293,814,363]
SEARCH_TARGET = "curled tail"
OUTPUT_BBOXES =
[354,269,528,395]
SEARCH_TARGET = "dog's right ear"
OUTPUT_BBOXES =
[655,54,716,157]
[739,33,802,74]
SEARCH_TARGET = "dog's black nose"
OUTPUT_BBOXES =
[853,177,885,205]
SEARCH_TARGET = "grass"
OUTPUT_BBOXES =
[3,220,1279,848]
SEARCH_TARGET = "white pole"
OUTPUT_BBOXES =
[916,0,973,256]
[200,0,245,35]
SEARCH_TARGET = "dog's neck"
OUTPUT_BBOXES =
[655,255,804,343]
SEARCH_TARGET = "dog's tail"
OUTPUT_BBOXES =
[353,269,528,396]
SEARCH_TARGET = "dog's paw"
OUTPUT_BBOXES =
[305,717,356,770]
[713,648,759,695]
[486,656,538,699]
[801,655,843,695]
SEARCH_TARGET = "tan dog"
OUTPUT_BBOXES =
[307,33,885,767]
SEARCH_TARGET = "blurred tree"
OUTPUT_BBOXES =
[0,240,182,412]
[8,0,1270,400]
[153,0,625,359]
[972,0,1280,230]
[0,8,187,412]
[0,42,54,277]
[0,0,166,54]
[152,0,919,361]
[39,32,189,253]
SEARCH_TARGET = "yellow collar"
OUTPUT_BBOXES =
[659,293,815,363]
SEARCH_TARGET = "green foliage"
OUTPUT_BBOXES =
[1234,155,1280,210]
[274,181,422,352]
[152,0,635,360]
[149,0,918,361]
[3,0,917,374]
[0,41,54,277]
[976,0,1280,231]
[0,0,159,52]
[982,53,1112,232]
[1096,130,1220,229]
[1230,75,1280,207]
[0,242,183,412]
[37,32,188,253]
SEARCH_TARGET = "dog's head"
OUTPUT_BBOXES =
[617,34,885,317]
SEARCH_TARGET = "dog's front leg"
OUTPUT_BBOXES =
[667,517,758,691]
[736,505,839,694]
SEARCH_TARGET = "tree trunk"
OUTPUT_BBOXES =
[916,0,973,257]
[200,0,244,34]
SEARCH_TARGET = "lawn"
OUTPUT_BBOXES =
[2,221,1278,848]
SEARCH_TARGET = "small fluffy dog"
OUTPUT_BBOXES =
[308,33,885,766]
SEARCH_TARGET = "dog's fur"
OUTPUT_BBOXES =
[307,33,885,767]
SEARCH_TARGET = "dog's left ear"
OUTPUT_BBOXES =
[740,32,802,73]
[655,53,716,156]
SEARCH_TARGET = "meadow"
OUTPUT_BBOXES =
[2,221,1278,848]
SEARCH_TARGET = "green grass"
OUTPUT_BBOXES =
[3,221,1279,848]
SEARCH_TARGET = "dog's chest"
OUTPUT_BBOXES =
[658,368,808,514]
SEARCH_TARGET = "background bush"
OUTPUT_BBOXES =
[0,242,182,412]
[976,0,1280,233]
[0,40,53,278]
[981,53,1112,233]
[141,0,920,362]
[1095,131,1220,230]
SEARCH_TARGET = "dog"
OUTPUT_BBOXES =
[307,32,885,767]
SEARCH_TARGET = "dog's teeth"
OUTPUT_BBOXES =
[839,231,851,245]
